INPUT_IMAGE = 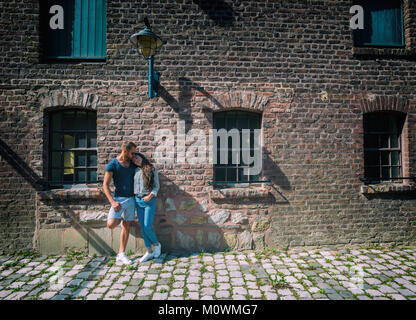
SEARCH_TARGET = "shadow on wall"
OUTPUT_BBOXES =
[262,146,292,192]
[158,77,224,132]
[152,172,225,255]
[192,0,237,27]
[157,79,193,134]
[0,137,47,191]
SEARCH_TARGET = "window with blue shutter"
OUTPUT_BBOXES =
[353,0,404,47]
[42,0,106,60]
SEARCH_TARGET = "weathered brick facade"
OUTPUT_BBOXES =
[0,0,415,255]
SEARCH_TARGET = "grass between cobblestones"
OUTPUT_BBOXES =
[0,246,415,300]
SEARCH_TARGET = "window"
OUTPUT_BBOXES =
[363,112,405,182]
[49,110,97,186]
[213,111,261,185]
[41,0,107,60]
[353,0,404,47]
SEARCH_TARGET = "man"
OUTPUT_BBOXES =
[103,141,137,265]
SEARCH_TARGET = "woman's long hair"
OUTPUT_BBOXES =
[135,152,154,191]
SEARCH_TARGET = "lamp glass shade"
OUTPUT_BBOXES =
[130,27,163,58]
[138,35,157,58]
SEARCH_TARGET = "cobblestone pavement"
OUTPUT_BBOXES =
[0,246,415,300]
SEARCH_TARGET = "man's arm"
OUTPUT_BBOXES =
[103,171,121,212]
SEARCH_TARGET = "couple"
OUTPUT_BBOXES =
[103,141,161,265]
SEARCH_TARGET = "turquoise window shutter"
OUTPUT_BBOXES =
[354,0,404,47]
[46,0,106,59]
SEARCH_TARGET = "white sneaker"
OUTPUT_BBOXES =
[139,251,154,263]
[116,252,132,265]
[153,243,162,258]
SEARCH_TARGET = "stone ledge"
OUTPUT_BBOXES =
[352,47,416,58]
[79,211,108,225]
[37,188,105,201]
[360,183,416,195]
[209,187,269,200]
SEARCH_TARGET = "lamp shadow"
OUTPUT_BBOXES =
[192,0,237,27]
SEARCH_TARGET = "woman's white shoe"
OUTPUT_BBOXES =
[153,243,162,258]
[139,251,154,263]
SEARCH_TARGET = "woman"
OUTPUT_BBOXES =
[132,152,161,263]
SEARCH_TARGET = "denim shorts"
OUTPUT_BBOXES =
[107,196,136,221]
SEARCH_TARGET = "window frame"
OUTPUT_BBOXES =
[363,111,406,183]
[48,109,98,188]
[212,110,262,187]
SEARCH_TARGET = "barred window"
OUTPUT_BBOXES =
[363,112,405,182]
[49,110,97,186]
[213,111,261,185]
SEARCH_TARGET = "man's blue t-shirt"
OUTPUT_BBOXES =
[105,158,136,197]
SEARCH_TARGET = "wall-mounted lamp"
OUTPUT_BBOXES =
[130,18,164,98]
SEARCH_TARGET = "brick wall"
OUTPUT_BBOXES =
[0,0,415,254]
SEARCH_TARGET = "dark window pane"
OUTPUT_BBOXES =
[51,169,61,182]
[365,166,379,179]
[88,132,97,148]
[364,134,378,148]
[62,111,76,129]
[74,111,88,130]
[364,151,379,166]
[391,151,400,166]
[380,135,389,148]
[391,166,400,178]
[249,114,261,129]
[382,167,390,179]
[77,170,86,183]
[88,169,97,183]
[237,114,248,130]
[390,134,399,148]
[51,113,62,131]
[77,134,87,148]
[214,113,225,129]
[381,151,390,166]
[379,116,390,132]
[63,172,73,182]
[215,168,226,181]
[364,113,379,132]
[226,168,237,182]
[88,112,97,130]
[88,152,97,166]
[52,133,61,149]
[251,173,260,181]
[227,112,236,129]
[388,116,399,133]
[51,152,61,168]
[75,152,86,167]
